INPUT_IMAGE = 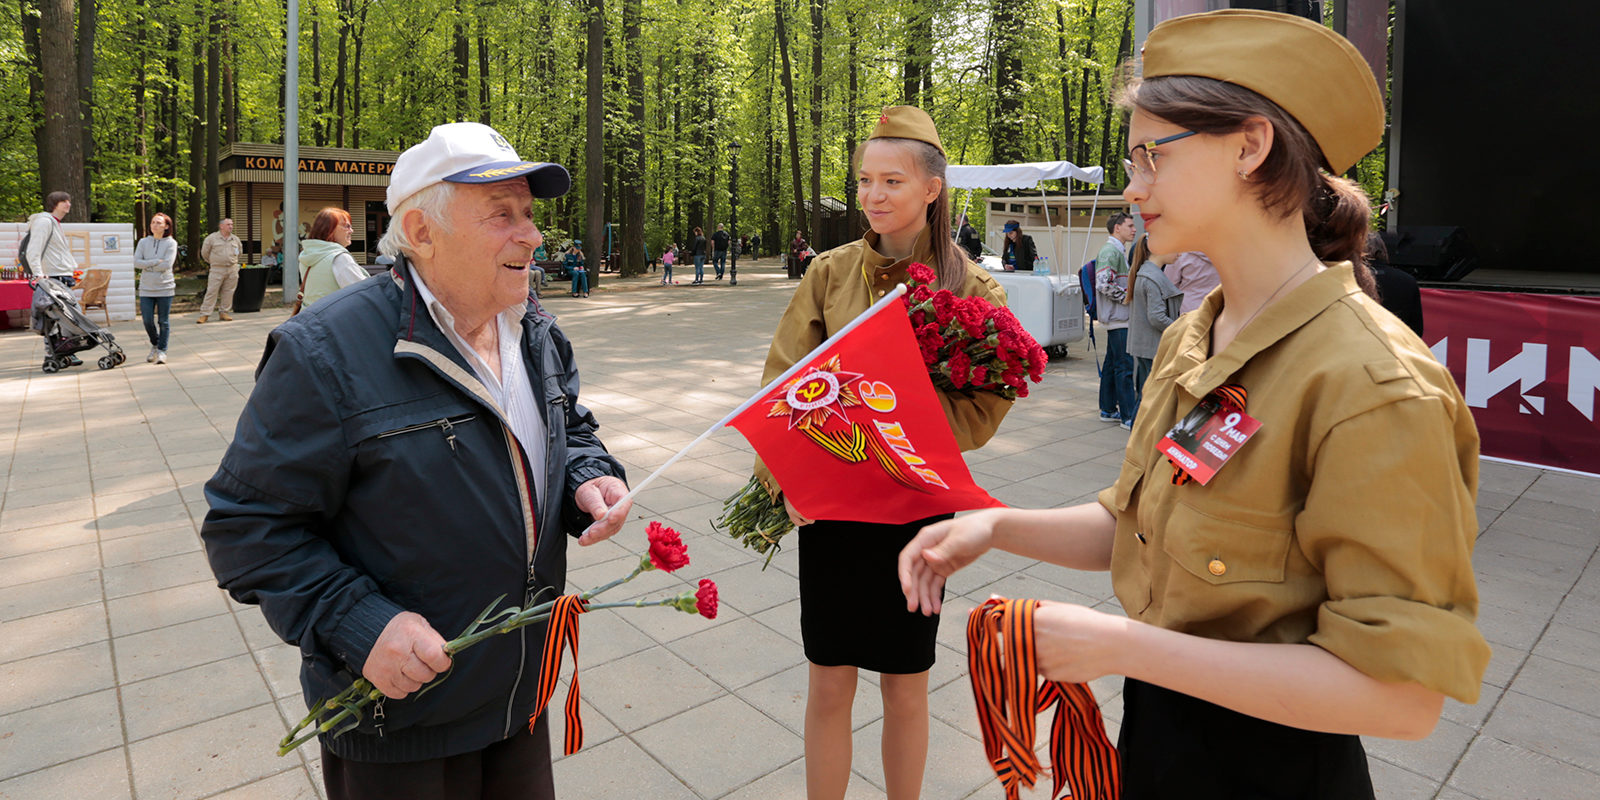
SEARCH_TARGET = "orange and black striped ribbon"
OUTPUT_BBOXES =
[967,597,1120,800]
[529,593,588,755]
[1169,383,1249,486]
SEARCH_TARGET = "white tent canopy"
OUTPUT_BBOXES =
[946,160,1105,190]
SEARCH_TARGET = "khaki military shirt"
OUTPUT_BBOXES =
[755,230,1011,496]
[1099,264,1490,703]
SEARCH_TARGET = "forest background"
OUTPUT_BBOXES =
[0,0,1387,275]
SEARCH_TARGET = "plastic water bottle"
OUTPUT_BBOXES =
[1035,256,1051,275]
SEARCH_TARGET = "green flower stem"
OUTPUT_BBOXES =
[278,561,656,757]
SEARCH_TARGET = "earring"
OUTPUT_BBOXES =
[1237,170,1250,180]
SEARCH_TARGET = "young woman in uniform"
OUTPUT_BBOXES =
[898,11,1489,798]
[754,106,1010,800]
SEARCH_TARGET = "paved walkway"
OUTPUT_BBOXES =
[0,260,1596,799]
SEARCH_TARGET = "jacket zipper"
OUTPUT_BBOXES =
[501,422,540,737]
[375,414,476,452]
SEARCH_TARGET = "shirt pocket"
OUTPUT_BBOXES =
[1108,458,1145,512]
[1162,501,1293,586]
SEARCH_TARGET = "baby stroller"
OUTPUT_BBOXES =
[29,271,125,373]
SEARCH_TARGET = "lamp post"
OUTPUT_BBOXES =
[729,140,742,286]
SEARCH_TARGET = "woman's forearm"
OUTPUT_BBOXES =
[990,501,1116,571]
[1115,622,1445,740]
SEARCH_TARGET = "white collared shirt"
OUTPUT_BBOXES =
[411,273,548,508]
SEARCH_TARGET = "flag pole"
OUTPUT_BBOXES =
[580,284,909,539]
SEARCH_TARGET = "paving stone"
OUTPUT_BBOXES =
[122,654,275,742]
[752,597,803,645]
[548,735,697,799]
[1507,655,1600,720]
[128,704,289,800]
[700,559,799,616]
[0,499,96,533]
[719,757,889,800]
[114,614,248,684]
[255,643,305,700]
[106,580,229,637]
[99,527,202,568]
[102,550,216,600]
[1483,690,1600,774]
[634,694,802,797]
[0,689,123,781]
[93,503,194,540]
[668,616,805,690]
[578,646,724,732]
[0,748,130,800]
[203,767,320,800]
[0,602,107,663]
[0,521,97,559]
[0,641,114,717]
[849,715,996,799]
[1447,735,1600,800]
[1363,717,1475,781]
[1366,757,1442,799]
[0,544,99,586]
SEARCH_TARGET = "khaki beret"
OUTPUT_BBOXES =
[868,105,946,156]
[1142,9,1383,174]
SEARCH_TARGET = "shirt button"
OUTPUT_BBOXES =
[877,290,885,297]
[1134,532,1147,544]
[1208,559,1227,576]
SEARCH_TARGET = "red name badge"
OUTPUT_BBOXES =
[1157,399,1262,485]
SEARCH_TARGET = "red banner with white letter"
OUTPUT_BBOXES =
[1420,288,1600,475]
[727,301,1005,524]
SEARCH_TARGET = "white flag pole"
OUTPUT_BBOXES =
[580,284,910,539]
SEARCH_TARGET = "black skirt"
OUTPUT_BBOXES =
[796,515,950,674]
[1118,678,1376,799]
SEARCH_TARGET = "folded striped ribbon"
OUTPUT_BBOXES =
[1168,383,1249,486]
[967,597,1120,800]
[529,594,588,755]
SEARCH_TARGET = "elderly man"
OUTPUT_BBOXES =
[200,122,630,800]
[196,218,243,322]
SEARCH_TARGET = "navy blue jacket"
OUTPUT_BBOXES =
[201,256,624,762]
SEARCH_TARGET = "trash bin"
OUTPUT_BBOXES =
[786,255,802,279]
[233,268,269,313]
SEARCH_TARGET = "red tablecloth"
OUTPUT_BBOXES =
[0,280,32,311]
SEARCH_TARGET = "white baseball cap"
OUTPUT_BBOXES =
[386,122,571,213]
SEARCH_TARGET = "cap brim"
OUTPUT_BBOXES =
[443,161,571,199]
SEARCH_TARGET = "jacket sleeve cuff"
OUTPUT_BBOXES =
[326,591,406,675]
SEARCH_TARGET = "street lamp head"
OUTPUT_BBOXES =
[728,140,743,155]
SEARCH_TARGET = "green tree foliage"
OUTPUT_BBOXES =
[0,1,1392,255]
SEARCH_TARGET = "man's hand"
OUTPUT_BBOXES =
[363,611,452,699]
[575,475,631,546]
[782,493,813,528]
[897,509,1001,615]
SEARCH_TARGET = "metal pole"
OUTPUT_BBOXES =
[283,0,300,305]
[729,151,739,286]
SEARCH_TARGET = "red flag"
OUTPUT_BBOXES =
[728,296,1004,524]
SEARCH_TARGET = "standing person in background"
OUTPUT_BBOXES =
[690,227,708,285]
[296,208,368,311]
[899,12,1488,799]
[1127,237,1183,395]
[956,214,982,260]
[711,223,730,280]
[758,106,1011,800]
[1165,250,1221,315]
[660,243,677,285]
[1096,211,1139,429]
[135,213,179,364]
[1000,220,1037,271]
[1364,233,1425,337]
[25,191,79,287]
[197,218,243,323]
[567,241,588,297]
[789,230,808,278]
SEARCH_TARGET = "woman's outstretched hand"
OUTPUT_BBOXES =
[898,509,1001,615]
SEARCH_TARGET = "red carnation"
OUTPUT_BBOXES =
[956,299,990,338]
[947,349,972,388]
[1027,343,1048,382]
[931,291,958,326]
[646,521,691,572]
[909,284,933,304]
[907,263,937,285]
[695,579,719,619]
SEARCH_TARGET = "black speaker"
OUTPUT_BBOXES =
[1379,226,1478,282]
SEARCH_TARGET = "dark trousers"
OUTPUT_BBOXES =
[321,714,554,800]
[1098,327,1137,423]
[1134,355,1154,407]
[713,249,727,278]
[140,295,172,350]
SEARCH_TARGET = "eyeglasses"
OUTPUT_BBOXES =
[1122,130,1199,185]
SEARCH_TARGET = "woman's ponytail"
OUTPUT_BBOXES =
[1307,173,1378,299]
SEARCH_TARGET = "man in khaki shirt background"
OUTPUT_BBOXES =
[197,218,242,323]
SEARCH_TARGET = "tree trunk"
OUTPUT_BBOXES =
[990,0,1025,165]
[335,0,349,146]
[1076,0,1099,168]
[312,13,325,146]
[903,0,933,108]
[1056,4,1072,163]
[775,0,806,239]
[225,36,237,144]
[352,4,366,148]
[165,26,179,185]
[76,0,95,217]
[21,0,48,192]
[453,0,469,121]
[844,10,859,241]
[477,18,490,125]
[620,0,645,276]
[1099,4,1132,174]
[808,0,825,248]
[39,0,87,220]
[585,0,604,287]
[188,21,205,257]
[206,4,221,229]
[134,0,147,230]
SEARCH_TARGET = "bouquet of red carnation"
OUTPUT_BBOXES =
[903,263,1047,400]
